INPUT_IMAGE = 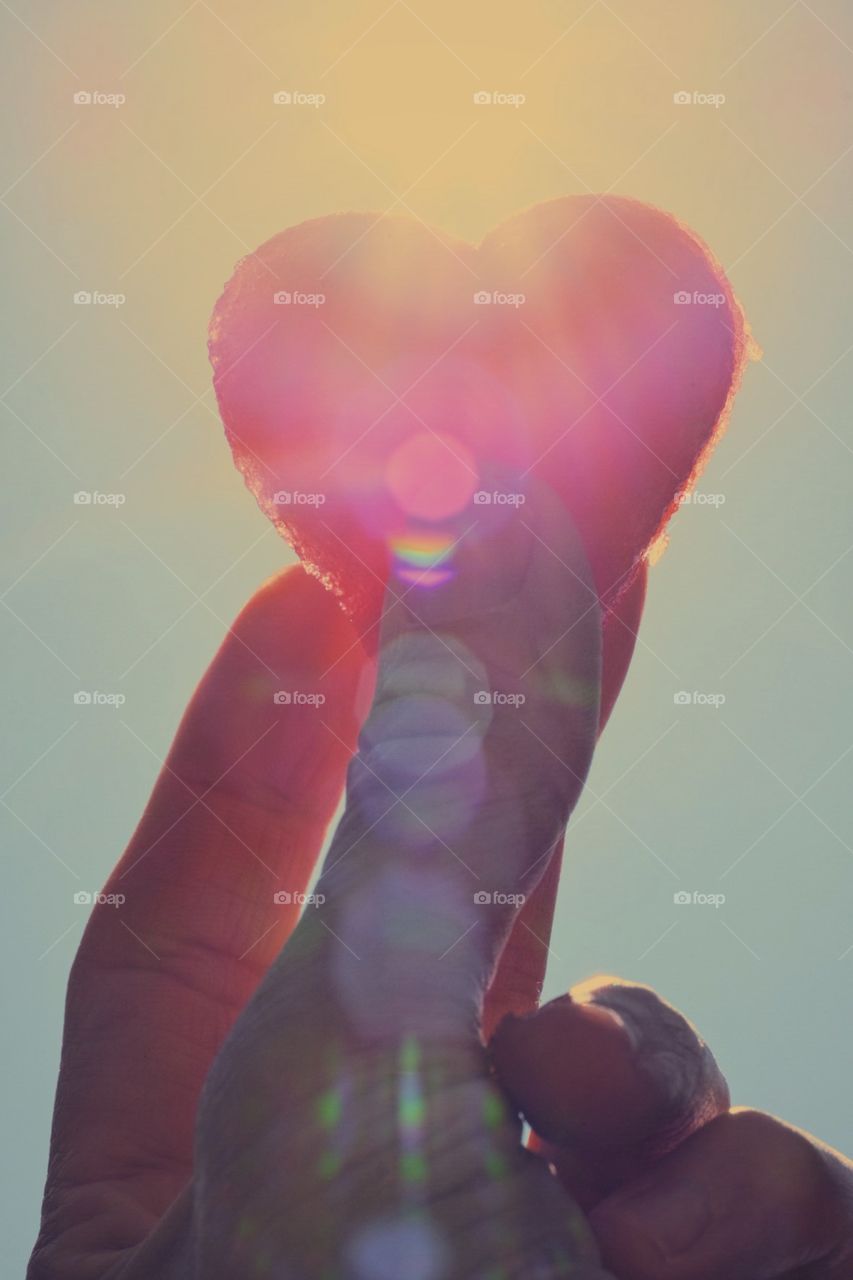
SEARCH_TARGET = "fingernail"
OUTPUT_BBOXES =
[596,1183,711,1258]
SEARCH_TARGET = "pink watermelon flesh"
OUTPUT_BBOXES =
[209,196,749,625]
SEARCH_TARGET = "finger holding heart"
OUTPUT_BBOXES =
[193,481,613,1279]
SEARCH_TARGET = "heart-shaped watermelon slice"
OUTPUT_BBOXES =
[209,196,751,624]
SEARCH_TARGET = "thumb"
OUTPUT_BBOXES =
[589,1108,853,1279]
[490,978,729,1208]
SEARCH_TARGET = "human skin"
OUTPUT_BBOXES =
[28,493,853,1279]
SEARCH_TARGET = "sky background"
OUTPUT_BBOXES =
[2,0,852,1270]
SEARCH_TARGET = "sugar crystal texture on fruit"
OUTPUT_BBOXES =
[209,196,752,623]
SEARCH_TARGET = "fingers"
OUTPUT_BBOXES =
[302,478,604,1043]
[590,1108,853,1279]
[101,568,368,980]
[193,483,608,1277]
[490,977,729,1208]
[599,562,649,738]
[492,977,853,1278]
[482,563,648,1041]
[35,568,368,1259]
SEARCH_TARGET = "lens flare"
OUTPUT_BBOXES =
[386,431,477,521]
[390,528,457,588]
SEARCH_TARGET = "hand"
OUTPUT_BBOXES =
[190,481,620,1278]
[492,978,853,1279]
[29,481,645,1279]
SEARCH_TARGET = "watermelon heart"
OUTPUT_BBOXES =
[209,196,750,624]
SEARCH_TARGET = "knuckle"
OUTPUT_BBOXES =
[725,1108,845,1231]
[574,978,729,1150]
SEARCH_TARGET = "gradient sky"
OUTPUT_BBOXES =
[2,1,852,1272]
